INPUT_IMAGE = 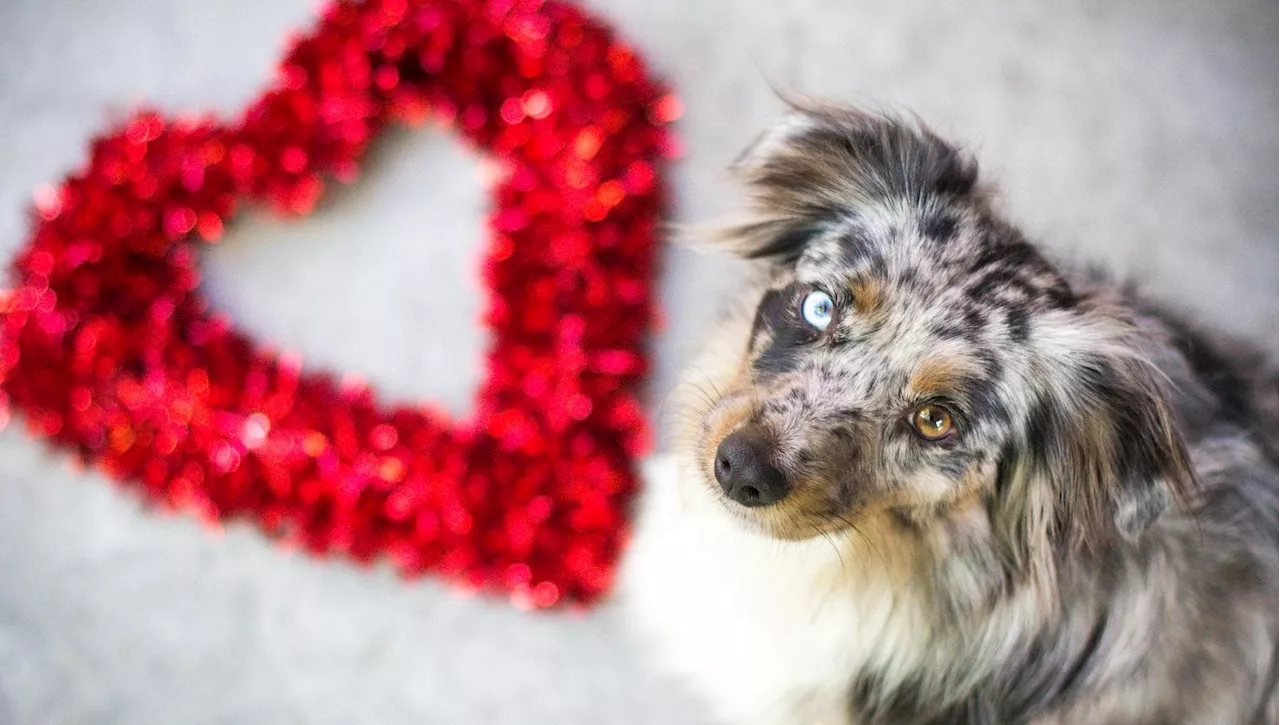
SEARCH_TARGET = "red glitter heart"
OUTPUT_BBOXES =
[0,0,677,608]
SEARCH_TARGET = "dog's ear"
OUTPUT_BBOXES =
[704,101,980,262]
[1021,312,1199,549]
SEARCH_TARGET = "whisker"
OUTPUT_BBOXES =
[832,510,890,579]
[815,512,851,582]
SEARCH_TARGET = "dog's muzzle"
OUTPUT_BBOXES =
[713,425,790,507]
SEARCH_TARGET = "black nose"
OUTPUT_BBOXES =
[713,427,789,507]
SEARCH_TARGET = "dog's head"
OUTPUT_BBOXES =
[683,103,1196,572]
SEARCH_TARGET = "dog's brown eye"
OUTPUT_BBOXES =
[910,405,954,440]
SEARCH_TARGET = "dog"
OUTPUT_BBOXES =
[620,101,1278,725]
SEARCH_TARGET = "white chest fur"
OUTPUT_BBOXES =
[619,456,926,725]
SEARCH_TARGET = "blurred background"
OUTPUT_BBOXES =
[0,0,1274,723]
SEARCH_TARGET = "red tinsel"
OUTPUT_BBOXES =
[0,0,677,608]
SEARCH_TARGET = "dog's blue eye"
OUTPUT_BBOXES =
[801,290,834,331]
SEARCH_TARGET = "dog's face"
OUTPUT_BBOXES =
[686,105,1196,560]
[699,224,1055,541]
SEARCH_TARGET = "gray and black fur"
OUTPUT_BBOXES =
[676,101,1278,724]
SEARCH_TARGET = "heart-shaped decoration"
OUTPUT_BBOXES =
[0,0,676,607]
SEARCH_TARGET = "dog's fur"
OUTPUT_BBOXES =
[620,102,1279,725]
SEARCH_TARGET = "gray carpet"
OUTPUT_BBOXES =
[0,0,1274,723]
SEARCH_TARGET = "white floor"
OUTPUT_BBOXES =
[0,0,1274,723]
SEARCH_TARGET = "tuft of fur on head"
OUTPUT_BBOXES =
[705,98,982,261]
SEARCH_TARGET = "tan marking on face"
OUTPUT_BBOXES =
[848,278,887,318]
[907,355,984,399]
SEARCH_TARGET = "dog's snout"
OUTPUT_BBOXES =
[714,428,789,507]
